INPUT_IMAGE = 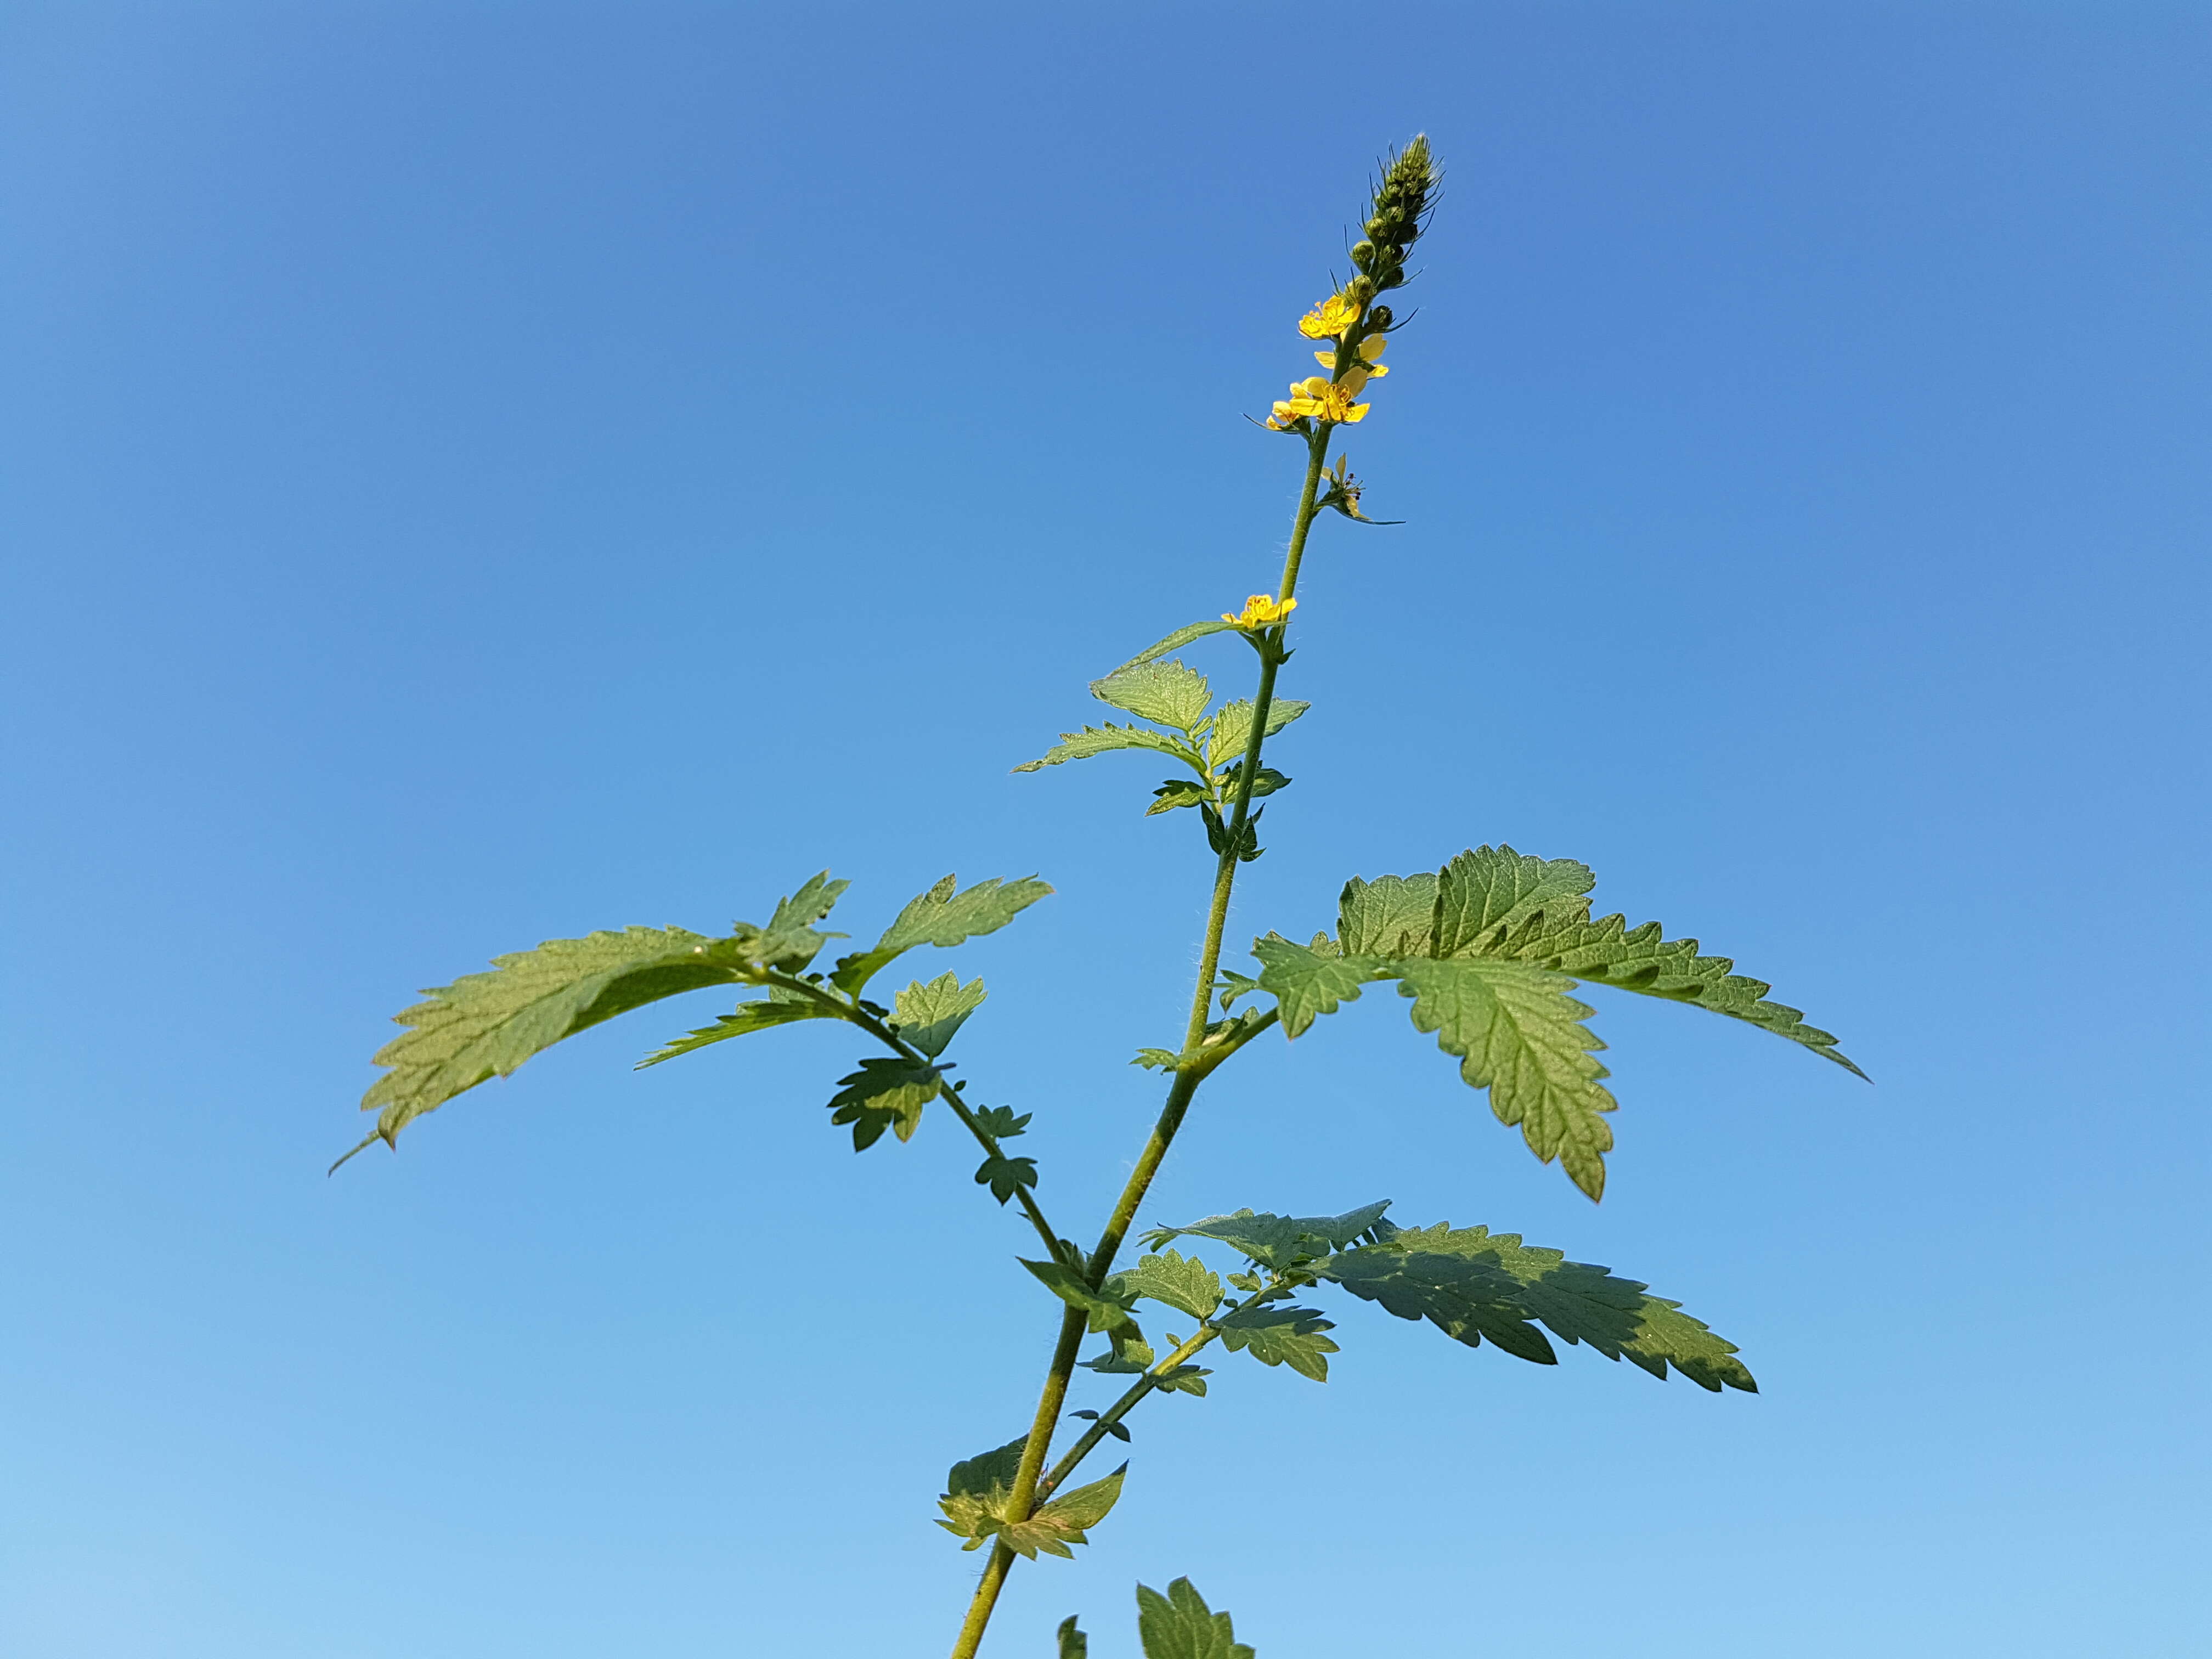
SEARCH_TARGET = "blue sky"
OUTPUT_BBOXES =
[3,4,2207,1656]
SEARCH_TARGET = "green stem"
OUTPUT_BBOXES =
[944,426,1336,1659]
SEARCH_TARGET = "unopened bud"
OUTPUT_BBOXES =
[1367,304,1394,331]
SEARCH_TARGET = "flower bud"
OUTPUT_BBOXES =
[1367,304,1394,332]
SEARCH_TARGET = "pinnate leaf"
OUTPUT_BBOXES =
[1316,1221,1756,1392]
[1104,1249,1222,1321]
[1137,1578,1255,1659]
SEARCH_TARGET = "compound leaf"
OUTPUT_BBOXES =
[1136,1578,1255,1659]
[1091,658,1212,731]
[831,874,1052,993]
[352,925,752,1160]
[635,985,831,1068]
[1395,957,1616,1201]
[826,1057,943,1150]
[1214,1304,1338,1381]
[1316,1222,1756,1392]
[1104,1249,1222,1321]
[1250,932,1388,1037]
[1141,1201,1393,1269]
[893,972,987,1058]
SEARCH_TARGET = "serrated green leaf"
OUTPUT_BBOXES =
[1338,871,1438,957]
[1153,1364,1210,1396]
[936,1435,1031,1550]
[976,1152,1040,1205]
[1316,1222,1757,1391]
[1137,1578,1255,1659]
[1131,1047,1181,1071]
[831,874,1053,993]
[1142,1201,1393,1269]
[1013,723,1201,775]
[826,1056,943,1150]
[892,972,986,1058]
[1104,1249,1222,1321]
[1395,956,1616,1201]
[1250,932,1389,1037]
[634,985,831,1068]
[737,871,851,970]
[351,925,752,1160]
[1091,658,1212,731]
[1105,617,1241,678]
[1215,969,1263,1011]
[998,1465,1126,1559]
[1216,761,1291,802]
[1215,1304,1338,1381]
[1434,846,1862,1074]
[1022,1258,1138,1333]
[1201,698,1309,771]
[1147,777,1211,815]
[1080,1324,1156,1374]
[1058,1614,1089,1659]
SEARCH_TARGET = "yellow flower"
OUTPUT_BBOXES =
[1297,290,1364,340]
[1313,336,1389,378]
[1223,593,1298,629]
[1265,398,1301,430]
[1283,375,1370,425]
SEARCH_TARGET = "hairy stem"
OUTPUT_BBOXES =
[945,427,1336,1659]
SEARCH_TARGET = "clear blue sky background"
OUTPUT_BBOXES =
[4,5,2207,1656]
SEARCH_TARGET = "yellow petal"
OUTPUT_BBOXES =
[1314,349,1337,368]
[1359,335,1387,361]
[1344,403,1370,422]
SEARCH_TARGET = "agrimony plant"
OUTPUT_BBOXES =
[338,137,1859,1657]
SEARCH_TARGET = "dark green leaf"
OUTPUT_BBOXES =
[1142,1201,1393,1269]
[634,986,832,1069]
[1215,969,1263,1011]
[977,1152,1040,1204]
[1137,1578,1255,1659]
[1105,1249,1222,1321]
[1058,1615,1088,1659]
[737,871,852,970]
[1337,871,1438,957]
[349,926,753,1161]
[1395,957,1616,1201]
[826,1057,943,1150]
[1250,932,1389,1037]
[893,971,987,1058]
[831,874,1053,993]
[1430,845,1593,959]
[973,1104,1031,1138]
[1215,762,1291,801]
[1022,1259,1138,1333]
[936,1435,1031,1550]
[1091,658,1212,731]
[1153,1365,1211,1397]
[1316,1221,1756,1392]
[1215,1304,1338,1381]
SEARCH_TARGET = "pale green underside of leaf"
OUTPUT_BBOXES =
[1012,723,1199,774]
[1338,872,1437,956]
[1214,1304,1338,1381]
[1250,933,1389,1037]
[1201,698,1308,772]
[358,926,749,1153]
[937,1437,1126,1559]
[1091,658,1212,731]
[826,1057,942,1149]
[1104,1248,1222,1321]
[1142,1201,1393,1269]
[1395,956,1616,1201]
[1105,618,1241,679]
[1137,1578,1256,1659]
[830,874,1052,993]
[1316,1220,1756,1392]
[635,985,827,1068]
[892,972,986,1058]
